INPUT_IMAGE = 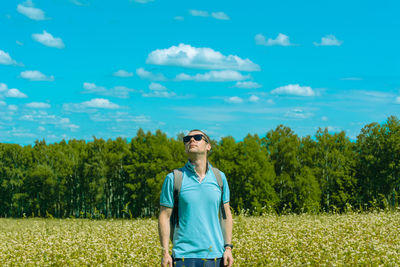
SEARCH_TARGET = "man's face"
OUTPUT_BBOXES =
[184,131,211,155]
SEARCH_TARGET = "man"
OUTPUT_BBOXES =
[158,129,234,267]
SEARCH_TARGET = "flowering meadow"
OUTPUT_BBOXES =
[0,212,399,266]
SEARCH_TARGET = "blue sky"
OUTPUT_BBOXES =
[1,0,399,144]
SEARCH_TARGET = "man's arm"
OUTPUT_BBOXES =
[221,202,233,267]
[158,206,173,267]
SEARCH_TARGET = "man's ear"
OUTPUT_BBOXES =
[206,143,211,152]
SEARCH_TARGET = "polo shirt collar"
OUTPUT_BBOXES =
[184,160,212,175]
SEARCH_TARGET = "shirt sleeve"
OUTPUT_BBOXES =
[160,172,174,208]
[220,171,230,204]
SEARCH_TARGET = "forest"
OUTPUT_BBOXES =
[0,115,399,218]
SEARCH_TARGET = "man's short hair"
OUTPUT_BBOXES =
[188,129,210,144]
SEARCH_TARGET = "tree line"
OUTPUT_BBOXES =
[0,116,399,218]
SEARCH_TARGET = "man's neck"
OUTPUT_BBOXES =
[188,156,208,179]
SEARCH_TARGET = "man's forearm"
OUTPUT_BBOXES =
[222,203,233,244]
[158,208,171,253]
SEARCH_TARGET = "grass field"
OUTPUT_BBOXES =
[0,212,399,266]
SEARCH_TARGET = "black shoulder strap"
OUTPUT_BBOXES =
[172,169,183,227]
[211,167,227,220]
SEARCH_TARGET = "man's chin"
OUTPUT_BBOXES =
[187,149,204,154]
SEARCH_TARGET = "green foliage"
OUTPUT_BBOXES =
[0,116,399,217]
[356,116,400,209]
[211,134,278,214]
[303,128,357,211]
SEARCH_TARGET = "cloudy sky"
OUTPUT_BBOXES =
[1,0,399,144]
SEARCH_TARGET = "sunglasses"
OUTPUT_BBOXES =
[183,134,209,143]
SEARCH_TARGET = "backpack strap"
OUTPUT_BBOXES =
[211,167,227,220]
[172,169,183,227]
[170,169,182,241]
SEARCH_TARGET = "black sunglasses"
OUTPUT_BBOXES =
[183,134,209,143]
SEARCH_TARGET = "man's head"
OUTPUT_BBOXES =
[183,129,211,157]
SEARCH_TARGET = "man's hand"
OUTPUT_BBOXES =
[223,248,234,267]
[161,252,173,267]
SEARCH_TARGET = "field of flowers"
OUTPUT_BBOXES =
[0,212,399,266]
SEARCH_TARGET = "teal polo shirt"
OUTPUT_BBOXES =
[160,161,230,259]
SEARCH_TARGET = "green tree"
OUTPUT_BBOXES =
[0,144,32,217]
[262,125,301,212]
[211,134,278,214]
[313,129,356,211]
[356,116,400,208]
[103,137,130,217]
[125,129,185,217]
[26,164,56,217]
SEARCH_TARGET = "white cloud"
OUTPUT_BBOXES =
[234,81,262,89]
[59,118,79,130]
[32,30,65,49]
[249,95,260,102]
[0,50,20,65]
[174,16,184,21]
[362,91,393,99]
[0,83,7,92]
[314,35,343,46]
[146,43,260,71]
[8,105,18,111]
[63,98,120,112]
[117,114,149,123]
[211,12,230,20]
[16,40,24,46]
[255,33,292,46]
[17,1,46,20]
[9,128,36,138]
[5,88,28,98]
[285,108,313,119]
[0,101,6,106]
[26,102,51,108]
[271,84,316,97]
[90,112,151,123]
[111,86,136,98]
[136,68,167,81]
[70,0,90,6]
[83,82,106,93]
[20,114,34,121]
[149,82,167,90]
[19,110,79,131]
[341,77,363,81]
[134,0,154,3]
[176,70,250,82]
[113,69,133,77]
[189,10,230,20]
[20,70,54,81]
[225,96,243,104]
[142,83,174,97]
[142,91,176,98]
[189,10,209,17]
[322,116,328,121]
[81,98,120,109]
[396,96,400,104]
[326,126,342,132]
[60,118,70,124]
[82,82,135,98]
[38,126,45,131]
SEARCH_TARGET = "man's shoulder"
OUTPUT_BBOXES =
[164,167,186,183]
[210,167,227,179]
[163,171,175,184]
